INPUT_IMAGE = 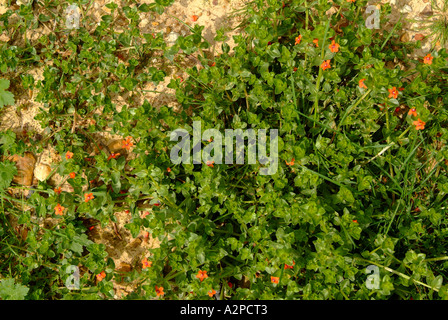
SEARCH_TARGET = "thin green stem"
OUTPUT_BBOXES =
[355,257,440,292]
[312,20,331,126]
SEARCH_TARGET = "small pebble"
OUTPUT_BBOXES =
[34,164,52,182]
[401,5,412,13]
[166,31,179,46]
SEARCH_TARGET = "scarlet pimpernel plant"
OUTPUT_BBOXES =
[0,0,448,302]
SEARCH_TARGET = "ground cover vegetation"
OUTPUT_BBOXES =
[1,0,448,300]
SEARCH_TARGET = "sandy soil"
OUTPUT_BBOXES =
[1,0,447,298]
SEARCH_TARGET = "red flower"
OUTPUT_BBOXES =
[284,261,295,269]
[192,15,199,22]
[96,271,106,282]
[408,108,417,117]
[388,87,399,99]
[107,152,120,160]
[54,187,62,195]
[321,59,331,70]
[142,257,152,269]
[293,67,297,72]
[167,167,171,173]
[122,136,133,150]
[295,35,302,45]
[358,78,367,89]
[271,276,279,284]
[228,281,233,288]
[65,151,74,160]
[208,289,216,297]
[413,119,426,130]
[196,270,208,282]
[423,53,433,65]
[211,62,216,67]
[54,203,65,216]
[206,161,214,167]
[69,172,76,179]
[84,193,94,203]
[155,285,164,296]
[329,40,340,53]
[353,219,358,223]
[142,211,150,218]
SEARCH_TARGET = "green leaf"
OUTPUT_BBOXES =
[138,3,151,12]
[0,278,29,300]
[0,161,17,191]
[0,79,15,109]
[111,171,121,194]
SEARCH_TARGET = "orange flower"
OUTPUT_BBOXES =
[96,271,106,282]
[65,151,74,160]
[54,203,65,216]
[313,38,319,47]
[347,0,355,2]
[388,87,399,99]
[143,231,150,239]
[284,261,295,269]
[295,35,302,45]
[155,285,164,296]
[192,15,199,22]
[84,193,94,203]
[329,40,340,53]
[423,53,433,65]
[208,289,216,297]
[54,187,62,195]
[271,276,279,284]
[293,67,298,72]
[167,167,171,173]
[142,257,152,269]
[211,62,216,67]
[107,152,120,160]
[321,59,331,70]
[359,78,367,89]
[408,108,417,117]
[206,161,214,167]
[285,158,295,166]
[142,211,150,218]
[69,172,76,179]
[196,270,208,282]
[353,219,358,223]
[413,119,426,130]
[122,136,133,150]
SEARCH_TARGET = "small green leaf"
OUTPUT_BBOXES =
[0,79,15,109]
[0,278,29,300]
